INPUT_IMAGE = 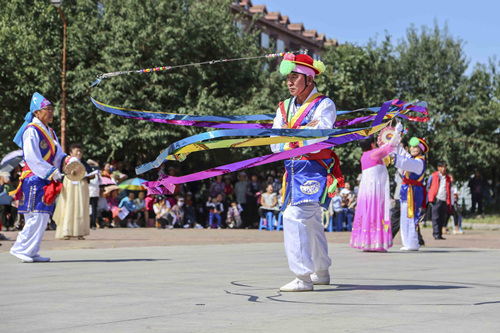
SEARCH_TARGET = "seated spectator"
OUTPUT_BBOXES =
[206,194,224,229]
[134,191,147,227]
[119,192,138,228]
[105,185,122,228]
[153,195,177,229]
[97,187,113,228]
[226,200,243,229]
[171,195,185,228]
[258,184,280,226]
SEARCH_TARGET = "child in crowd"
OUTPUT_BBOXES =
[153,195,177,229]
[206,194,224,229]
[226,200,243,229]
[119,192,139,228]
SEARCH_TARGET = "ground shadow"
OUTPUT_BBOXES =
[50,258,171,263]
[316,284,469,292]
[391,249,485,253]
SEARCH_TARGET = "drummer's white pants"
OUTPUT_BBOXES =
[283,203,331,277]
[11,213,49,258]
[400,202,420,250]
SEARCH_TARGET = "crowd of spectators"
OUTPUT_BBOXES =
[0,154,498,240]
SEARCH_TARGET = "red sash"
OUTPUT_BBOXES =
[402,178,427,218]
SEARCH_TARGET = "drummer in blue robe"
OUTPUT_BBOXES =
[9,92,77,262]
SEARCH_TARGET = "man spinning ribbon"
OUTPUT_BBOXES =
[10,92,78,263]
[272,53,343,292]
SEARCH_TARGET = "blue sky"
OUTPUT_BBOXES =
[260,0,499,74]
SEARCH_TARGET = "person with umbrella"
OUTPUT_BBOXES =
[0,150,23,174]
[9,92,77,263]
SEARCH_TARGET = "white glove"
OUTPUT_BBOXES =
[52,170,62,182]
[67,156,80,164]
[395,122,404,133]
[389,131,401,147]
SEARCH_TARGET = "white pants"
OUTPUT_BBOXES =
[400,202,420,250]
[11,213,49,258]
[283,203,331,277]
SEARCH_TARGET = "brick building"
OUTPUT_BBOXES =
[232,0,338,60]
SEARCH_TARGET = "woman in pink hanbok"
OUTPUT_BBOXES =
[350,124,402,252]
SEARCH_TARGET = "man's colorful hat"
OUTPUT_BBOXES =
[409,137,429,154]
[279,53,326,77]
[13,92,53,148]
[30,92,52,113]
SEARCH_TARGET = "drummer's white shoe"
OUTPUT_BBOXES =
[280,277,313,292]
[311,270,330,285]
[32,254,51,262]
[10,251,34,263]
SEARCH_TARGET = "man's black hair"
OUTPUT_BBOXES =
[69,143,82,151]
[437,161,447,167]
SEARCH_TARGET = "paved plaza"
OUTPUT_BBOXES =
[1,227,500,332]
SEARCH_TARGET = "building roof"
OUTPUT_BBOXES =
[287,23,304,32]
[303,29,318,39]
[232,1,335,51]
[280,15,290,25]
[249,4,267,14]
[265,11,282,22]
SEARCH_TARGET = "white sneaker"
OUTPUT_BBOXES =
[127,222,134,228]
[32,254,51,262]
[133,222,140,228]
[280,278,314,292]
[10,251,34,263]
[311,271,330,285]
[400,246,419,251]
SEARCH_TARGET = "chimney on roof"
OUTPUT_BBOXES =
[249,4,268,15]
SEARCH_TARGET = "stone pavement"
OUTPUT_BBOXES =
[1,228,500,332]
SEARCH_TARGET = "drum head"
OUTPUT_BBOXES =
[377,127,395,147]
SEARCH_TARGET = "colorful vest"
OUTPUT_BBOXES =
[13,123,59,215]
[27,123,57,164]
[279,94,343,209]
[400,155,426,218]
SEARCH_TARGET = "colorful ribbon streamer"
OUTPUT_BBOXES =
[91,98,429,129]
[91,96,428,194]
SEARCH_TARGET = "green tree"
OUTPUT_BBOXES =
[1,0,271,174]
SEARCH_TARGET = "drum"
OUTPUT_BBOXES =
[377,127,396,147]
